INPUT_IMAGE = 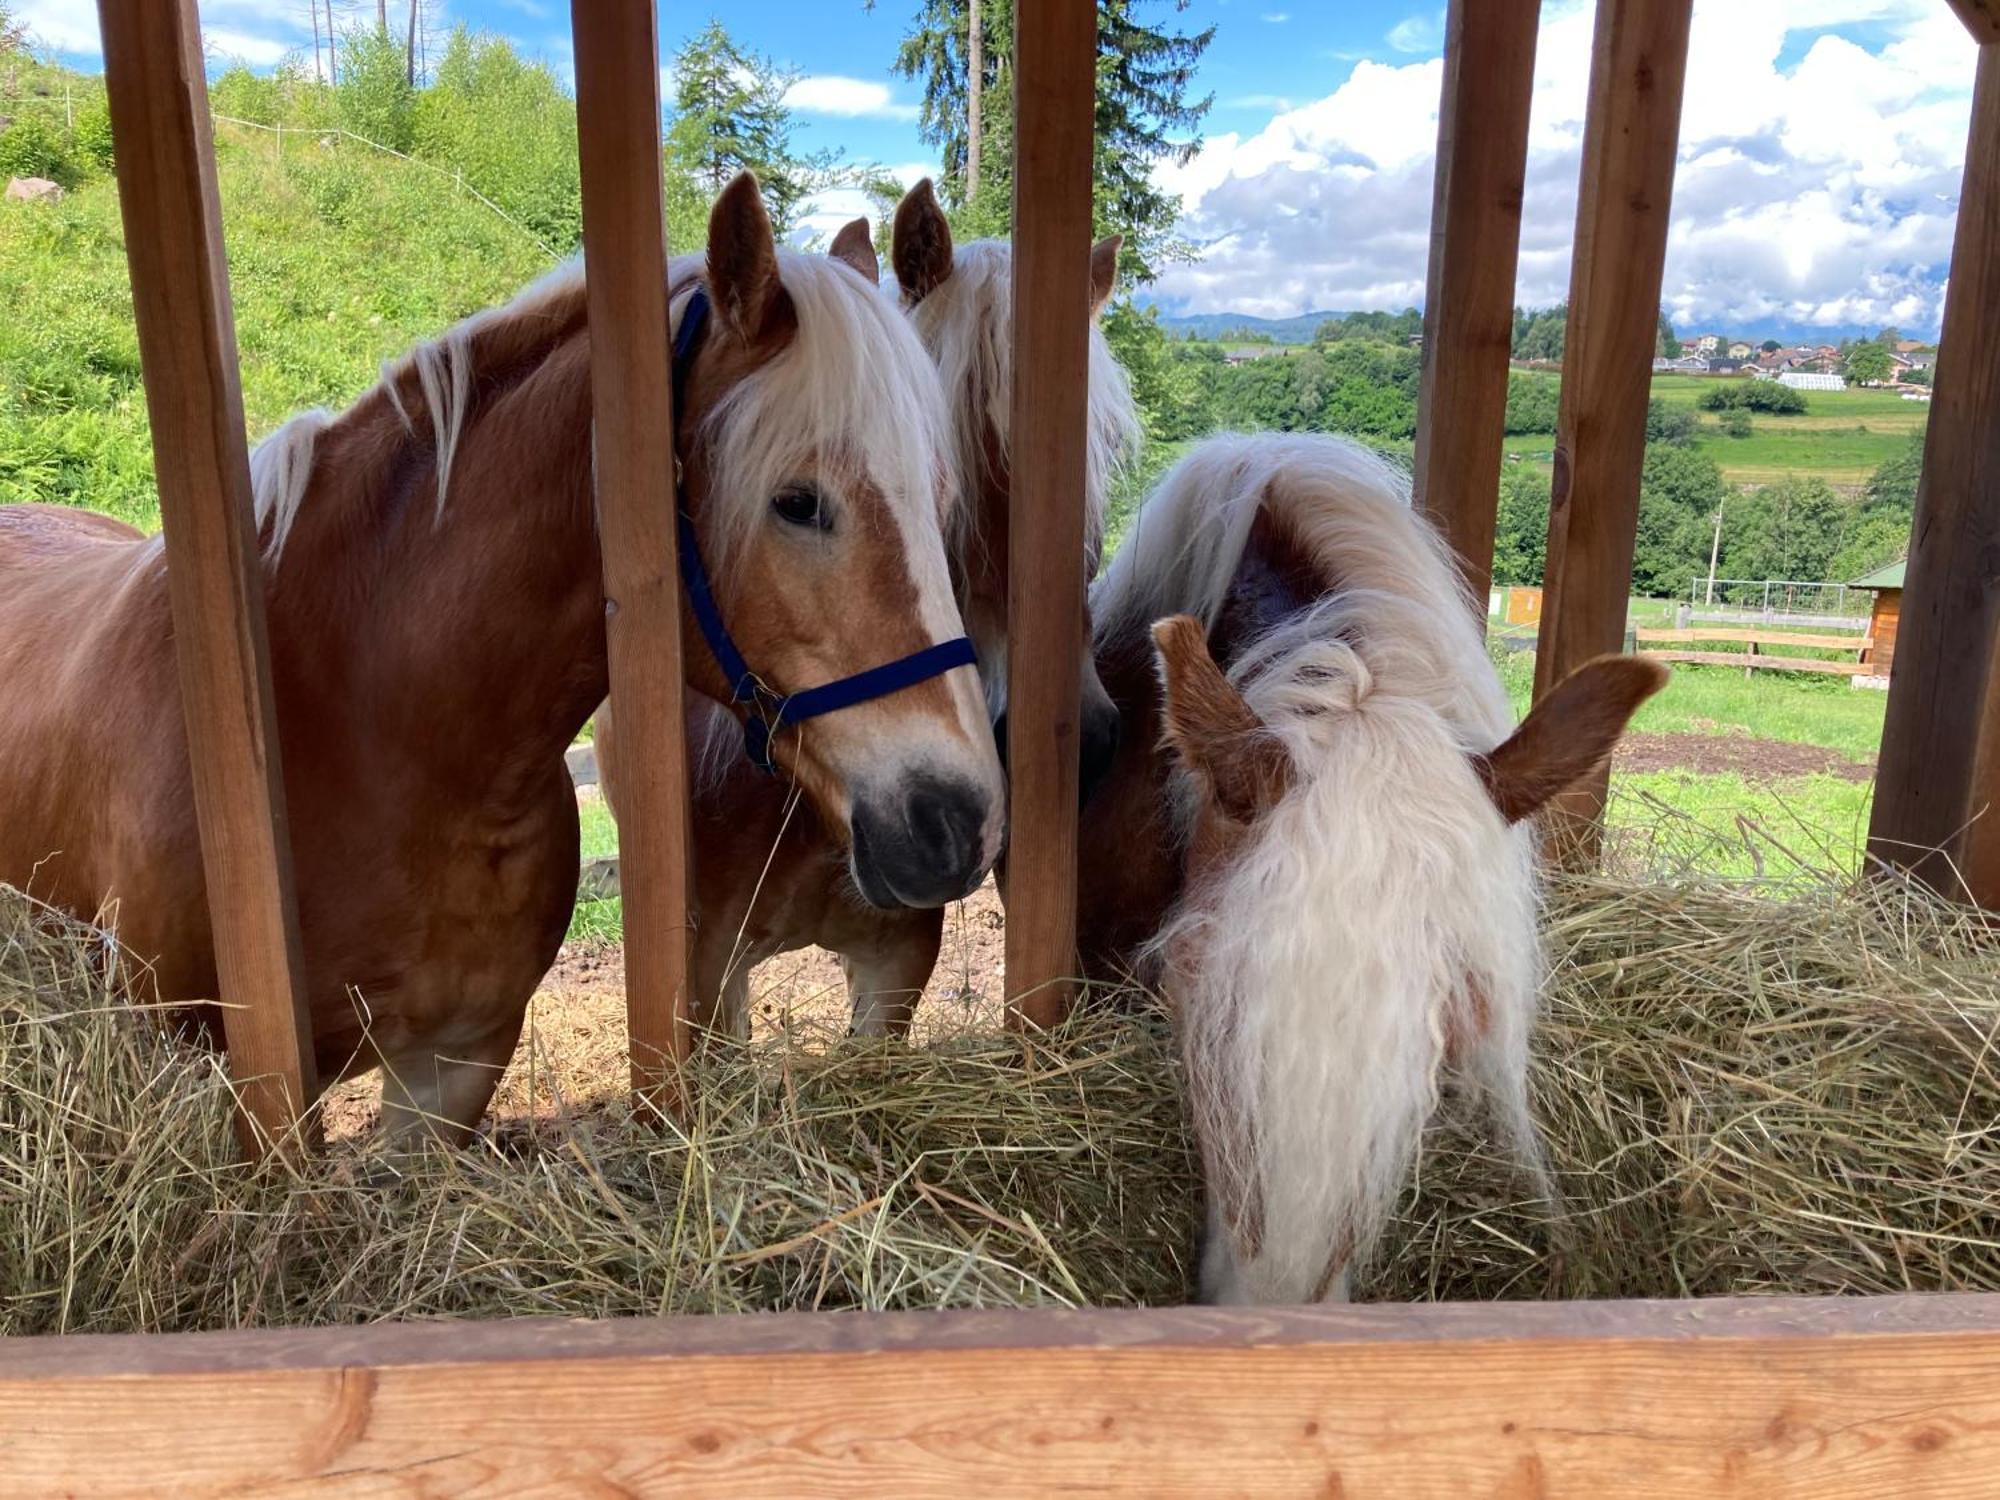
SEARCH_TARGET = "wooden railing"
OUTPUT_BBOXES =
[1635,628,1876,678]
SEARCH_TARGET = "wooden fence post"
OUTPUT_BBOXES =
[97,0,319,1155]
[1532,0,1694,861]
[1004,0,1097,1029]
[1413,0,1541,613]
[570,2,696,1111]
[1875,41,2000,902]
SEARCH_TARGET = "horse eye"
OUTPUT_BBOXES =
[771,485,828,529]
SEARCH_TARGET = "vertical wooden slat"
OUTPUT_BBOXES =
[571,3,696,1111]
[1875,43,2000,901]
[1532,0,1694,859]
[1413,0,1541,611]
[97,0,318,1155]
[1005,0,1096,1029]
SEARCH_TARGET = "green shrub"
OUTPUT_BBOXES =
[336,26,417,153]
[1698,381,1807,415]
[69,99,113,170]
[0,117,80,188]
[1719,408,1753,438]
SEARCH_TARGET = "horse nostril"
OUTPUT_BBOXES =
[1080,711,1122,803]
[850,772,994,909]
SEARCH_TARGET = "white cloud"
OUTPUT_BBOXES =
[14,0,101,54]
[1152,0,1980,333]
[1385,10,1445,55]
[204,29,294,69]
[1261,11,1291,22]
[783,75,920,122]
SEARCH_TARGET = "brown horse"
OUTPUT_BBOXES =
[596,183,1138,1037]
[0,174,1001,1141]
[1078,433,1663,1303]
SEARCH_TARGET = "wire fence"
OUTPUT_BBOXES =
[209,113,562,261]
[1686,578,1873,631]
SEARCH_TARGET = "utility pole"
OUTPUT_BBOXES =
[310,0,323,84]
[1705,498,1725,605]
[966,0,982,202]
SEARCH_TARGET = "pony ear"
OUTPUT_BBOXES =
[1090,234,1122,316]
[1152,615,1291,825]
[1475,655,1667,824]
[828,217,879,284]
[892,177,954,303]
[707,172,788,343]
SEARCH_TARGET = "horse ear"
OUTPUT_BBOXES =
[1090,234,1122,316]
[1152,615,1291,825]
[1475,655,1667,824]
[892,177,954,303]
[828,217,879,284]
[707,172,788,343]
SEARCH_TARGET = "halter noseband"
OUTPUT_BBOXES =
[670,287,978,774]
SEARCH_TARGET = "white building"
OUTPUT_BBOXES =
[1778,372,1844,392]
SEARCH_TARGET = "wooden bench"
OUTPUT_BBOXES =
[1635,628,1874,677]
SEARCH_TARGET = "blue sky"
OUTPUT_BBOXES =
[14,1,1984,334]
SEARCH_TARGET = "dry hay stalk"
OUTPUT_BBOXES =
[6,852,2000,1336]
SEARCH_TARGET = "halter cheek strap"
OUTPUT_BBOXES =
[669,287,978,774]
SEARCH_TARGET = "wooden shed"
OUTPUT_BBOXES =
[1853,558,1905,678]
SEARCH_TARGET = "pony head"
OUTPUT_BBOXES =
[674,174,1004,908]
[1153,609,1663,1305]
[890,179,1138,801]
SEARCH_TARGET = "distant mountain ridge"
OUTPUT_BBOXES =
[1151,306,1933,348]
[1153,309,1346,344]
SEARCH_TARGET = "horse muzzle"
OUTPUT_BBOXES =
[849,771,997,909]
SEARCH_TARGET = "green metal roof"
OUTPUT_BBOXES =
[1851,559,1906,589]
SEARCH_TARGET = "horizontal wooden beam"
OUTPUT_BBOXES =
[1635,628,1871,650]
[1642,650,1871,676]
[7,1297,2000,1494]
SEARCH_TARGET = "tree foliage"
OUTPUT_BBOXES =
[893,0,1213,284]
[1842,340,1893,386]
[1698,381,1807,414]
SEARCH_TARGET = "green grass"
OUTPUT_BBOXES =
[567,797,623,945]
[1494,650,1884,759]
[1502,377,1925,487]
[1608,771,1874,881]
[1649,374,1925,487]
[0,124,553,530]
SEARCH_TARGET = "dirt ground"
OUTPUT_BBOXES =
[1612,731,1875,783]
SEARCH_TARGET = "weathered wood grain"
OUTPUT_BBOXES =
[1875,42,2000,905]
[1004,0,1097,1028]
[1533,0,1695,862]
[1413,0,1541,609]
[96,0,318,1154]
[571,2,696,1110]
[6,1297,2000,1496]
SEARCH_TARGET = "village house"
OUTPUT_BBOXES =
[1727,340,1754,359]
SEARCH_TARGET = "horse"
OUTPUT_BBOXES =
[0,173,1003,1142]
[1078,433,1664,1304]
[594,181,1139,1038]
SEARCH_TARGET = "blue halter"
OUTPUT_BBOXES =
[670,287,978,774]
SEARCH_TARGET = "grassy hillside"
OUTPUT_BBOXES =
[0,122,553,531]
[1499,374,1925,488]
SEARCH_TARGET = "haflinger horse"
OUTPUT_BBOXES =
[1078,433,1665,1304]
[0,173,1003,1143]
[594,181,1139,1037]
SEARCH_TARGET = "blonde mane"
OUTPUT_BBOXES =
[253,251,954,584]
[904,239,1140,567]
[1123,433,1543,1304]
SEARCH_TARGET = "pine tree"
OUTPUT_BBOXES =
[892,0,1213,285]
[666,20,816,235]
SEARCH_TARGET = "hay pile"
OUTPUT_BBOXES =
[6,865,2000,1337]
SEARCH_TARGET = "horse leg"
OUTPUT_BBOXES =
[843,906,943,1038]
[690,922,757,1045]
[376,1013,525,1148]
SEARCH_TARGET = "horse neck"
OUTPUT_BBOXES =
[264,326,606,796]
